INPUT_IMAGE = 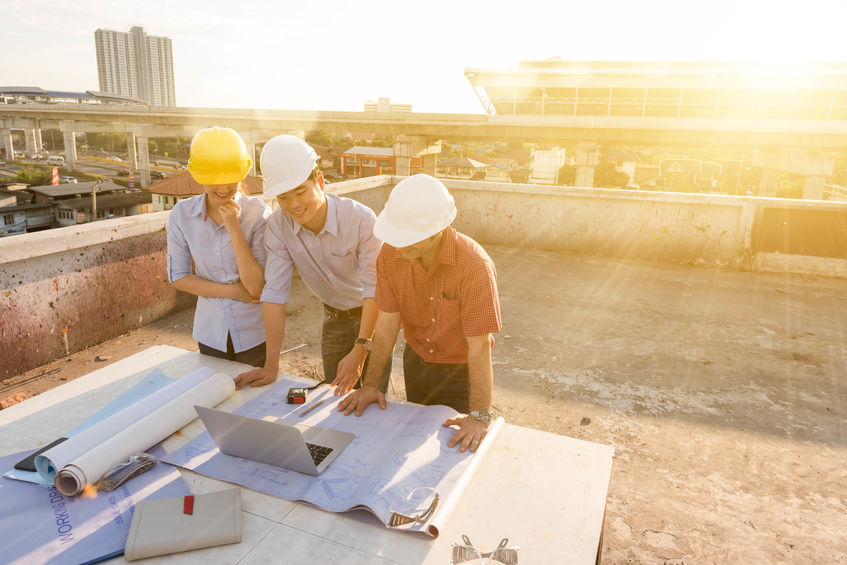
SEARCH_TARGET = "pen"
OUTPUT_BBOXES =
[298,399,325,417]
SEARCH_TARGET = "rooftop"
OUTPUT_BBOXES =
[143,172,264,197]
[1,177,846,562]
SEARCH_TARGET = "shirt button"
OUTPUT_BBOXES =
[426,338,430,342]
[429,296,434,300]
[431,318,435,322]
[429,349,434,353]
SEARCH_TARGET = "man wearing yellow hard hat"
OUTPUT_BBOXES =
[338,174,501,453]
[166,126,271,365]
[234,135,389,392]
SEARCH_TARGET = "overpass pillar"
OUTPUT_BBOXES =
[24,129,38,157]
[395,157,411,176]
[575,141,599,188]
[394,135,441,177]
[126,132,138,171]
[1,130,13,161]
[62,131,77,171]
[137,137,151,188]
[34,126,43,153]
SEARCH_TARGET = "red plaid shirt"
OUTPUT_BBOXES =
[376,227,501,364]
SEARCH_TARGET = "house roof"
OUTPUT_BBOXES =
[605,149,638,162]
[437,156,491,169]
[142,172,264,197]
[28,181,126,198]
[55,191,152,210]
[343,146,394,157]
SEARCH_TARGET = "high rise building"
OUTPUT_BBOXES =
[94,26,175,106]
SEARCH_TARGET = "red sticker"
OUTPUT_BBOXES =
[183,495,194,515]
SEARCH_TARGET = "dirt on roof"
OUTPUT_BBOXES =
[3,246,846,563]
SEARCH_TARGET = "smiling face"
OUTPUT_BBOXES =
[203,182,239,209]
[276,171,327,233]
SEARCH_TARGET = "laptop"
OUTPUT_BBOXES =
[194,405,355,476]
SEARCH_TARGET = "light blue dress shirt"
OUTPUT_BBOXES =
[167,191,271,352]
[261,193,381,310]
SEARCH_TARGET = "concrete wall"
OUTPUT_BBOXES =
[2,176,846,378]
[0,212,194,379]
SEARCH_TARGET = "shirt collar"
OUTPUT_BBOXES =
[434,226,457,267]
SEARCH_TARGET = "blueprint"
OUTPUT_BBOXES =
[163,379,503,536]
[0,446,189,565]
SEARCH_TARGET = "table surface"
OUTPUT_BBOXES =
[0,345,614,565]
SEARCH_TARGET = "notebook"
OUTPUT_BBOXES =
[194,405,355,476]
[124,488,242,561]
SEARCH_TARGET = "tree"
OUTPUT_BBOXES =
[14,166,52,186]
[306,130,333,147]
[594,161,630,189]
[557,164,576,186]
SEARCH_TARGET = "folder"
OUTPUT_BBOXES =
[124,488,242,561]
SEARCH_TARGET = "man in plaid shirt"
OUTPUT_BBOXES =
[338,174,501,452]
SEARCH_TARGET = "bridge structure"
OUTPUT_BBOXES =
[2,60,846,195]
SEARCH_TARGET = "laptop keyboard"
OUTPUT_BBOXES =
[306,443,334,466]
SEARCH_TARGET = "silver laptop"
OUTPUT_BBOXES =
[194,405,355,476]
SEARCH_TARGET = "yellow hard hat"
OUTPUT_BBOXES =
[187,127,252,185]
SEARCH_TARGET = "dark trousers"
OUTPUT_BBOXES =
[403,344,470,413]
[322,306,391,392]
[198,334,266,368]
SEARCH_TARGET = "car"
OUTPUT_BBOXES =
[14,151,25,159]
[150,170,166,179]
[30,152,46,160]
[116,169,130,177]
[46,156,65,166]
[59,176,78,184]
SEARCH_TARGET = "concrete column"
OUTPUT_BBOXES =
[137,137,151,187]
[803,176,825,200]
[1,129,13,161]
[422,154,437,176]
[25,129,37,157]
[35,128,43,153]
[575,141,599,188]
[395,157,411,176]
[246,143,256,176]
[62,131,77,171]
[126,132,138,171]
[758,168,779,197]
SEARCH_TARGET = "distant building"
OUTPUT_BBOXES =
[142,172,263,212]
[94,26,175,106]
[465,59,847,121]
[363,97,412,113]
[341,146,418,177]
[0,86,145,106]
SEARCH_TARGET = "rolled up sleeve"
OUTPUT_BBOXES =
[357,214,381,300]
[166,210,193,282]
[260,216,295,304]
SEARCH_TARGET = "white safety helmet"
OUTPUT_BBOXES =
[374,174,457,248]
[260,135,319,198]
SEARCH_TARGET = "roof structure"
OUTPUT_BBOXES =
[28,181,127,198]
[437,156,491,169]
[54,191,151,210]
[343,146,394,157]
[142,172,263,197]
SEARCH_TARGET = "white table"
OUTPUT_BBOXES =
[0,346,614,564]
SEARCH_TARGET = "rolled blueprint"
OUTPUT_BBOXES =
[35,367,234,496]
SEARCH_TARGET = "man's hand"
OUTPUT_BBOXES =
[337,385,385,416]
[442,415,490,453]
[218,200,241,233]
[234,366,278,390]
[332,347,367,395]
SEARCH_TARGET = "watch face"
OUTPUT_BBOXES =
[472,411,492,423]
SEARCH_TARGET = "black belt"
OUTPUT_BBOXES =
[323,304,363,319]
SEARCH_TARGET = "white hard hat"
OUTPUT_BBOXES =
[374,174,457,248]
[260,135,319,198]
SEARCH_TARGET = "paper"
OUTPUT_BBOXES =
[0,446,190,565]
[164,380,503,536]
[35,367,235,496]
[4,369,176,487]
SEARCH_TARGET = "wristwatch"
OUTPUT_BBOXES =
[355,337,372,352]
[470,410,493,424]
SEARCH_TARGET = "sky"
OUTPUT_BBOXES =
[3,0,847,114]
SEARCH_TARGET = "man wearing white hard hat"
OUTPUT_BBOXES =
[338,174,501,453]
[234,135,389,392]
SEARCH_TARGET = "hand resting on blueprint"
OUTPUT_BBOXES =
[337,386,489,452]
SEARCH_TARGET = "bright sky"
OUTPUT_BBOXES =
[3,0,846,114]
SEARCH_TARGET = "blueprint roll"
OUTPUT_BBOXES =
[35,367,235,496]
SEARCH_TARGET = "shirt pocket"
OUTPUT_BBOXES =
[435,296,462,334]
[328,250,359,282]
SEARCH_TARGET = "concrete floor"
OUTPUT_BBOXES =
[5,246,847,563]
